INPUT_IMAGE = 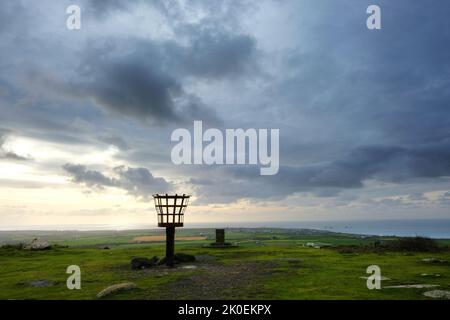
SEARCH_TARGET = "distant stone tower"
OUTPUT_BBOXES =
[216,229,225,244]
[207,228,234,247]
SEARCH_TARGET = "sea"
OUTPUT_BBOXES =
[229,219,450,239]
[1,219,450,239]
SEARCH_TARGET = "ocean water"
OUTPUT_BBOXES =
[202,219,450,239]
[2,219,450,239]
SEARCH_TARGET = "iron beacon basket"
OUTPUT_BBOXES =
[152,194,190,266]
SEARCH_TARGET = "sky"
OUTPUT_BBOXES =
[0,0,449,229]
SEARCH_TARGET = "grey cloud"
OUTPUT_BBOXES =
[286,143,450,189]
[0,128,30,161]
[407,193,427,201]
[152,0,255,29]
[189,142,450,203]
[62,163,172,199]
[268,1,450,158]
[1,0,257,130]
[73,28,257,124]
[62,164,116,189]
[113,165,172,198]
[0,0,256,157]
[58,29,256,125]
[0,2,33,35]
[98,136,130,151]
[79,56,183,124]
[80,0,131,17]
[172,28,258,79]
[0,151,29,161]
[188,178,214,186]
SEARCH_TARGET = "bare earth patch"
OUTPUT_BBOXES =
[133,236,207,242]
[155,261,276,300]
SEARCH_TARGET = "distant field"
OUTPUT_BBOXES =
[133,236,207,242]
[0,228,449,300]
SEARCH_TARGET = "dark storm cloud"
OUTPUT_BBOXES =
[271,143,450,192]
[0,0,258,140]
[199,0,450,204]
[272,0,450,150]
[62,163,172,198]
[77,51,184,124]
[71,29,257,124]
[297,143,450,188]
[189,141,450,203]
[171,27,258,79]
[37,23,258,126]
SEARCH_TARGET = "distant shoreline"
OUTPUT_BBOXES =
[1,219,450,239]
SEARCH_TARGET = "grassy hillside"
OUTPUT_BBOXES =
[0,228,449,300]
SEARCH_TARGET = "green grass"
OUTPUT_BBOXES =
[0,228,449,300]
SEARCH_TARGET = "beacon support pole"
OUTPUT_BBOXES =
[165,226,175,267]
[153,194,190,267]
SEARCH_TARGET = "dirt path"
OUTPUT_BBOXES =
[157,261,276,299]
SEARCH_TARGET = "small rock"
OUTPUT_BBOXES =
[131,256,158,270]
[421,258,448,264]
[175,253,196,263]
[181,265,197,269]
[29,279,55,287]
[103,247,110,250]
[305,242,330,248]
[384,284,439,289]
[97,283,137,298]
[420,273,441,277]
[150,255,159,264]
[23,238,50,250]
[423,290,450,299]
[157,256,167,265]
[131,257,151,269]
